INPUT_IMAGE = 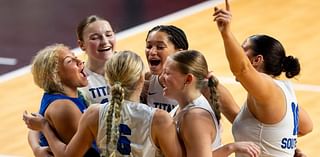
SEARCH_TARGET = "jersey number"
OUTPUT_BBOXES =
[117,124,131,155]
[291,102,299,135]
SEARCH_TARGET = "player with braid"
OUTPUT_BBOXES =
[161,50,260,157]
[23,50,183,157]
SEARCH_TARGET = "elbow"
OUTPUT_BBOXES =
[298,123,313,137]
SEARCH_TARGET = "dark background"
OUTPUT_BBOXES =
[0,0,204,75]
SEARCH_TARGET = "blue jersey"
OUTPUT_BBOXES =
[38,92,100,157]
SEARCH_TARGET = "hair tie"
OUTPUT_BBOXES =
[114,81,122,86]
[208,77,214,87]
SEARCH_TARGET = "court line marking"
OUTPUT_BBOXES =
[0,0,222,83]
[217,76,320,92]
[0,155,22,157]
[114,0,222,41]
[1,0,320,93]
[0,57,17,65]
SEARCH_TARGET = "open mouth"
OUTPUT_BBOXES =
[149,59,161,66]
[80,68,87,77]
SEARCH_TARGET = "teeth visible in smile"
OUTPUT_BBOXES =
[98,47,111,52]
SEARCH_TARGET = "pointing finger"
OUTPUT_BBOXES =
[226,0,230,11]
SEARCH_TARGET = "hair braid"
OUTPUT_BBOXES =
[208,76,221,123]
[103,50,144,156]
[104,83,124,157]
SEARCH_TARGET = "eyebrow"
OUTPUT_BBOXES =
[62,54,76,61]
[90,30,113,35]
[146,40,167,44]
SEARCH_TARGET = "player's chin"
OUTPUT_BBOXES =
[79,80,88,87]
[162,88,171,97]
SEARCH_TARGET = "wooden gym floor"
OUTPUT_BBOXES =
[0,0,319,156]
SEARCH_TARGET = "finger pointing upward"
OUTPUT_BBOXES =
[226,0,230,11]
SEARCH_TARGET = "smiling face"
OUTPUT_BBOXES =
[57,47,88,89]
[160,57,186,100]
[79,20,115,64]
[145,31,179,75]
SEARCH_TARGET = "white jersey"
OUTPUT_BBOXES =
[96,101,163,157]
[147,75,178,112]
[79,67,111,105]
[232,80,298,157]
[170,95,221,150]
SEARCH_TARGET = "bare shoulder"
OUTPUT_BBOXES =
[153,109,173,126]
[180,108,215,132]
[183,108,212,120]
[179,108,215,142]
[79,104,100,136]
[45,99,82,118]
[83,104,100,121]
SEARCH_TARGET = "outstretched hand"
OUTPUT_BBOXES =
[23,111,47,131]
[232,141,261,157]
[213,0,232,33]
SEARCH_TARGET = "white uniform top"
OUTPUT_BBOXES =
[232,80,299,157]
[147,75,178,112]
[96,100,163,157]
[79,67,111,105]
[170,95,222,150]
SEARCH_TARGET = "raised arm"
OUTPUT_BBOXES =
[213,0,279,103]
[213,0,285,122]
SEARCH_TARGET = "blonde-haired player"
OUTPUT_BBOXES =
[24,50,183,157]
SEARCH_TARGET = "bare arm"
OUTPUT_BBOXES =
[28,130,53,157]
[47,104,98,157]
[26,99,82,157]
[23,104,99,157]
[151,109,183,157]
[180,109,215,157]
[214,1,279,103]
[298,106,313,136]
[213,0,285,123]
[45,100,82,143]
[212,142,260,157]
[217,83,239,123]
